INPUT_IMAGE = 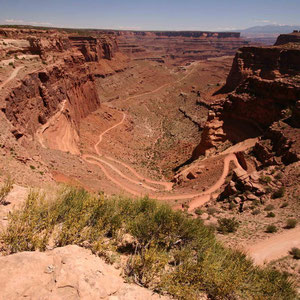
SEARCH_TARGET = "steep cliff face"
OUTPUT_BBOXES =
[220,46,300,93]
[1,30,126,154]
[194,35,300,161]
[69,36,118,61]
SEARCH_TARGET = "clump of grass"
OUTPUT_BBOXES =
[217,217,239,234]
[0,176,14,205]
[285,219,297,229]
[272,187,285,199]
[266,225,278,233]
[266,212,275,218]
[290,247,300,259]
[0,187,297,300]
[280,202,289,208]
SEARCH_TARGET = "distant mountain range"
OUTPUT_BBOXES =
[239,25,300,36]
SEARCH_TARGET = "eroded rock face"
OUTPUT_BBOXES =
[194,36,300,158]
[0,29,126,154]
[0,245,169,300]
[221,46,300,93]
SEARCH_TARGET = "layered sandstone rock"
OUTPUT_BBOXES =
[0,29,126,154]
[0,245,169,300]
[115,30,249,65]
[194,35,300,159]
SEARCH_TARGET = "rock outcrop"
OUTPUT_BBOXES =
[0,245,169,300]
[274,31,300,46]
[193,34,300,159]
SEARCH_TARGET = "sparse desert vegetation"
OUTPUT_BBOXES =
[266,225,278,233]
[0,187,297,299]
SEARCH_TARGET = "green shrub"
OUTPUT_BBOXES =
[266,212,275,218]
[266,225,278,233]
[0,176,14,204]
[217,217,239,234]
[0,187,296,300]
[272,187,285,199]
[264,204,275,211]
[290,247,300,259]
[259,176,272,184]
[285,219,297,229]
[280,202,288,208]
[194,208,203,215]
[30,165,36,170]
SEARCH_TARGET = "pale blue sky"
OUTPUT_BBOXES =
[0,0,299,31]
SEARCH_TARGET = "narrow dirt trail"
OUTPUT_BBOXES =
[247,227,300,265]
[0,66,23,91]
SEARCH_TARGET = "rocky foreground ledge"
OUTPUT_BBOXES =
[0,245,169,300]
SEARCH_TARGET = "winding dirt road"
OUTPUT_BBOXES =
[82,106,246,207]
[0,66,23,91]
[81,62,248,207]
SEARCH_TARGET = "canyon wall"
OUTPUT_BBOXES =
[194,34,300,161]
[0,29,127,154]
[115,30,248,65]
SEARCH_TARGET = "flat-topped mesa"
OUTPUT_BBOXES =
[115,30,248,65]
[274,31,300,46]
[115,30,240,38]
